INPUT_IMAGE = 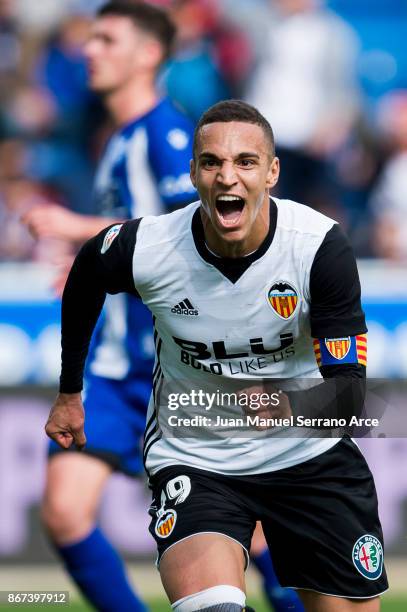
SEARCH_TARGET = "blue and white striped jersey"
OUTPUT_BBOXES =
[86,97,196,384]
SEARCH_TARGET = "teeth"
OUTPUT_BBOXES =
[216,195,243,201]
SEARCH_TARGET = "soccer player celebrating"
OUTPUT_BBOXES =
[46,100,387,611]
[25,3,299,609]
[24,3,196,611]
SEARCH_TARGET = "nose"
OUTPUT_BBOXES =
[216,161,238,187]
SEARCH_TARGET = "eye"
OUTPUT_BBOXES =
[202,159,219,169]
[238,159,256,168]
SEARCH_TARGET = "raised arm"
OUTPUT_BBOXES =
[22,204,124,244]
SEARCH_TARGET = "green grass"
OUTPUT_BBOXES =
[1,594,406,611]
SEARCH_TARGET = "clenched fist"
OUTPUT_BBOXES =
[45,392,86,450]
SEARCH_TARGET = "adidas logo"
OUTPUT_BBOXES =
[171,298,198,316]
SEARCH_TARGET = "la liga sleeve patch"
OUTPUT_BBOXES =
[100,224,123,254]
[313,334,367,367]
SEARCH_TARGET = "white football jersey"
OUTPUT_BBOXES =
[134,198,341,476]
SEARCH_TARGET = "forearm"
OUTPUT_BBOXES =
[59,239,107,393]
[287,365,366,427]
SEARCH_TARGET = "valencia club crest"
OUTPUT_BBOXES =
[267,281,299,320]
[325,337,351,360]
[155,509,177,539]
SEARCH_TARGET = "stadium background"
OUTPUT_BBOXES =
[0,0,406,609]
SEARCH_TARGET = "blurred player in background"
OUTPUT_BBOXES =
[369,90,407,261]
[24,2,196,610]
[245,0,360,217]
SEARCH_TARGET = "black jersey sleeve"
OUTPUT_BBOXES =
[287,225,367,426]
[309,223,367,338]
[288,364,366,426]
[59,220,141,394]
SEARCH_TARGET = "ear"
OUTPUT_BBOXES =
[140,38,164,70]
[190,158,197,187]
[266,156,280,189]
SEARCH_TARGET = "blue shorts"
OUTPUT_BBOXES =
[49,374,150,476]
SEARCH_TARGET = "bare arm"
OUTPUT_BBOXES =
[22,204,123,244]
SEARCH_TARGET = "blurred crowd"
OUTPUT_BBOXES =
[1,0,407,263]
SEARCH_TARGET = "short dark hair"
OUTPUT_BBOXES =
[193,100,275,159]
[97,1,176,61]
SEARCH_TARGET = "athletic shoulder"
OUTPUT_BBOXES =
[274,197,337,239]
[136,200,200,249]
[145,98,195,141]
[143,99,196,205]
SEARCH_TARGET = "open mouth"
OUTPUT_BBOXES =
[215,195,245,226]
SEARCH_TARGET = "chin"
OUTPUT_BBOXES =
[97,84,112,94]
[216,225,246,243]
[89,78,113,94]
[88,78,102,91]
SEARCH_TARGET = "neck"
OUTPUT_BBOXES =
[104,76,158,127]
